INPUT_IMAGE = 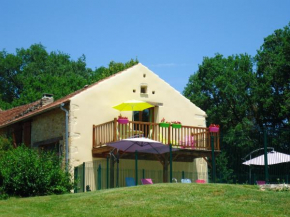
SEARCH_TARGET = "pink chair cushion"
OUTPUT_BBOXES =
[256,181,266,185]
[180,136,195,149]
[196,179,205,184]
[141,178,153,185]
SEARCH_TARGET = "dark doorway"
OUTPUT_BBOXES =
[133,107,155,137]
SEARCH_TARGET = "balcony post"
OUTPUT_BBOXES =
[92,125,95,149]
[113,118,117,142]
[168,125,171,145]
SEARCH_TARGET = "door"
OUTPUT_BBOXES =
[133,107,155,137]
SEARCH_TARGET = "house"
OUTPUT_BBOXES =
[0,63,219,188]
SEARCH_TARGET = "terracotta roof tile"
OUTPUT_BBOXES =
[0,63,138,128]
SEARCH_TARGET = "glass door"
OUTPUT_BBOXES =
[133,107,155,137]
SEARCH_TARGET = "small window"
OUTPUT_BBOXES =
[152,91,155,94]
[133,89,136,93]
[141,85,147,94]
[143,74,146,78]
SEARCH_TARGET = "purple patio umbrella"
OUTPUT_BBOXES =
[108,137,178,154]
[108,137,178,185]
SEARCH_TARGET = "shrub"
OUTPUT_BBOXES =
[0,145,74,197]
[0,136,13,158]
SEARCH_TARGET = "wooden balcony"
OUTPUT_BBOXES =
[92,118,220,159]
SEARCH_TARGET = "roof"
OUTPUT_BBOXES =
[0,64,139,128]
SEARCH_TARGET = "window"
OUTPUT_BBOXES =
[140,85,147,94]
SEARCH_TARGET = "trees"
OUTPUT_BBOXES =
[184,22,290,132]
[183,53,255,133]
[0,44,138,110]
[255,23,290,129]
[183,23,290,182]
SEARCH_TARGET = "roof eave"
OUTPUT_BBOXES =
[0,100,70,129]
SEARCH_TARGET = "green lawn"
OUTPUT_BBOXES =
[1,183,289,217]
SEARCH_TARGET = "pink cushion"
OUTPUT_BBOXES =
[141,178,153,185]
[256,181,266,185]
[180,136,195,149]
[196,179,205,184]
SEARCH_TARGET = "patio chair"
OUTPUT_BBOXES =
[141,178,153,185]
[180,135,195,149]
[181,179,192,183]
[195,179,206,184]
[125,177,136,187]
[256,180,266,185]
[159,134,178,147]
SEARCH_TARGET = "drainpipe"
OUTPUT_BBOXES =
[60,103,69,172]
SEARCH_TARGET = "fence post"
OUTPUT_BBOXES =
[263,128,269,183]
[211,135,216,183]
[107,156,109,189]
[135,150,138,186]
[98,164,102,190]
[142,169,145,179]
[182,171,185,179]
[170,144,172,183]
[74,166,78,193]
[82,162,85,192]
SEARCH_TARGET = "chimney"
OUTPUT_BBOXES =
[41,94,54,107]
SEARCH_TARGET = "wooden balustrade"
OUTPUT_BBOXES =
[92,118,220,151]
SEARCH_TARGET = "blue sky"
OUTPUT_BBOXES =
[1,1,290,92]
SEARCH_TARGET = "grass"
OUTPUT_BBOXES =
[1,183,290,217]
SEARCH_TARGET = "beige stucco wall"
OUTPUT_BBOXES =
[31,109,65,148]
[69,63,207,174]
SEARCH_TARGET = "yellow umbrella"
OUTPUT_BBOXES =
[113,100,154,112]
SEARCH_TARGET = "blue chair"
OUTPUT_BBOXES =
[181,179,192,183]
[125,177,136,187]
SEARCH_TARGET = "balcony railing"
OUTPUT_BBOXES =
[93,118,220,151]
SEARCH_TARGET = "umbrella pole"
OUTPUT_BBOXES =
[263,129,269,183]
[116,151,119,188]
[249,165,252,184]
[135,150,138,186]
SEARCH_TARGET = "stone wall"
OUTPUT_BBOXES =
[31,108,65,147]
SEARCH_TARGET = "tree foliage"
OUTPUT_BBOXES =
[184,23,290,181]
[0,44,138,110]
[184,53,255,134]
[255,23,290,129]
[184,22,290,133]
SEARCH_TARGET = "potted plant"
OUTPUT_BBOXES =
[117,115,129,124]
[171,121,182,129]
[159,118,170,128]
[209,124,220,132]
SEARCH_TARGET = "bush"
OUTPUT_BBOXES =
[0,136,13,158]
[0,145,74,197]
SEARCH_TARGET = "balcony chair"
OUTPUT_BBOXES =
[159,134,179,148]
[180,134,195,149]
